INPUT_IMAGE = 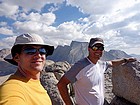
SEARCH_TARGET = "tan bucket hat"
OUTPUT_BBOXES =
[4,33,54,65]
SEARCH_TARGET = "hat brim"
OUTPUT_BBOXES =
[4,54,18,66]
[4,45,54,66]
[44,45,54,55]
[91,41,104,47]
[4,58,18,66]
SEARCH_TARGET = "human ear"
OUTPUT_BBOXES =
[13,54,20,63]
[88,47,92,52]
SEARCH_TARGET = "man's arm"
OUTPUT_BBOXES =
[57,76,73,105]
[110,57,137,67]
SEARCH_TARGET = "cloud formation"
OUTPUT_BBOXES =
[0,0,140,54]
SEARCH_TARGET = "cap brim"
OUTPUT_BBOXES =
[91,41,104,47]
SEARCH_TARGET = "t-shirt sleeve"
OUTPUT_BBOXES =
[64,62,81,83]
[0,83,26,105]
[64,58,90,83]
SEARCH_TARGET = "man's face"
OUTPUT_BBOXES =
[15,45,47,74]
[89,44,104,60]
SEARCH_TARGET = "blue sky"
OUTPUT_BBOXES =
[0,0,140,55]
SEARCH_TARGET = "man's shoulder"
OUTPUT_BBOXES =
[78,57,90,64]
[1,75,27,88]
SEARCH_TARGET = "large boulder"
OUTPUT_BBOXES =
[40,61,71,105]
[45,61,71,80]
[112,61,140,105]
[40,71,64,105]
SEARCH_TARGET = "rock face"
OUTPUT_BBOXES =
[40,71,64,105]
[112,61,140,105]
[40,61,71,105]
[45,61,71,80]
[104,68,114,103]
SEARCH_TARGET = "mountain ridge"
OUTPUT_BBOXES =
[0,41,139,64]
[48,41,138,64]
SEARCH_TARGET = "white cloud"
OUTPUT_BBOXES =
[13,12,56,34]
[4,0,64,12]
[67,0,140,15]
[0,2,18,17]
[67,0,116,14]
[18,12,56,25]
[0,27,13,35]
[13,21,43,33]
[40,21,85,47]
[0,36,16,49]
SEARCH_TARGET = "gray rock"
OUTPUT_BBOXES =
[40,71,64,105]
[104,68,115,103]
[40,61,71,105]
[112,61,140,105]
[110,96,137,105]
[45,61,71,80]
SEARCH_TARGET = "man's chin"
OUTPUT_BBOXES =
[32,66,43,72]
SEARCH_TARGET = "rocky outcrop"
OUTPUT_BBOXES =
[40,61,71,105]
[112,61,140,105]
[40,71,64,105]
[104,68,114,103]
[45,61,71,80]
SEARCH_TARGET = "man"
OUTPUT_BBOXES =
[0,33,54,105]
[57,38,137,105]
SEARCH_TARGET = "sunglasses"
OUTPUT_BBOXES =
[22,47,47,55]
[91,45,104,51]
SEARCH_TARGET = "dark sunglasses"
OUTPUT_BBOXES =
[23,47,47,55]
[91,45,104,51]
